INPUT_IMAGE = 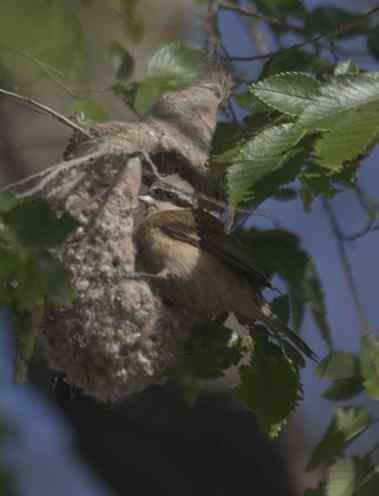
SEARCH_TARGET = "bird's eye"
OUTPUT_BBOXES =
[165,191,175,200]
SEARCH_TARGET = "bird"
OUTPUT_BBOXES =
[136,184,316,364]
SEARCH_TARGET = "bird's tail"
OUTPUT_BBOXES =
[253,302,317,363]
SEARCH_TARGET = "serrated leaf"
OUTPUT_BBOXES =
[326,457,356,496]
[243,146,306,207]
[169,323,245,381]
[316,352,358,380]
[360,334,379,400]
[146,42,202,84]
[334,60,360,75]
[3,199,78,247]
[227,123,305,205]
[110,41,134,81]
[323,376,363,401]
[313,104,379,170]
[134,42,203,114]
[307,407,371,471]
[233,333,302,438]
[250,72,320,116]
[295,75,379,131]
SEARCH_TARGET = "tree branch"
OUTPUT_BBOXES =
[0,88,91,137]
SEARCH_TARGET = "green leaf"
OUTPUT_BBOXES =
[168,322,248,405]
[293,75,379,170]
[316,352,358,380]
[233,333,303,438]
[110,41,134,81]
[210,122,244,156]
[4,199,78,247]
[38,252,75,306]
[238,229,328,335]
[360,333,379,400]
[250,72,321,116]
[334,60,360,76]
[0,192,19,213]
[322,376,363,401]
[325,458,356,496]
[368,25,379,61]
[307,407,371,471]
[243,146,306,207]
[297,74,379,130]
[70,99,109,121]
[261,49,331,78]
[302,262,332,349]
[296,75,379,130]
[305,7,368,38]
[169,323,246,381]
[254,0,306,17]
[134,42,203,114]
[317,352,363,401]
[313,104,379,170]
[134,78,167,115]
[226,123,305,205]
[356,470,379,496]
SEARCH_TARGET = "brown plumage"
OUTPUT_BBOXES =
[137,189,316,362]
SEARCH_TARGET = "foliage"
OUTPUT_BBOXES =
[0,194,77,381]
[0,0,379,493]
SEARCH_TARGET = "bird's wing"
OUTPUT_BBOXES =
[159,209,272,289]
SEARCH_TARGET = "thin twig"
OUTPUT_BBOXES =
[221,5,379,62]
[322,198,370,334]
[219,1,304,33]
[1,147,109,197]
[0,88,91,138]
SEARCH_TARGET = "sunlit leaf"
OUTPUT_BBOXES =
[325,457,356,496]
[307,407,371,471]
[334,60,360,75]
[250,72,320,116]
[133,42,203,114]
[227,123,305,205]
[360,334,379,400]
[234,332,303,438]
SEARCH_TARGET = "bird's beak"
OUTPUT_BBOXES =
[138,195,154,206]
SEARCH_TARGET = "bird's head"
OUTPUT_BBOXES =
[139,179,194,215]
